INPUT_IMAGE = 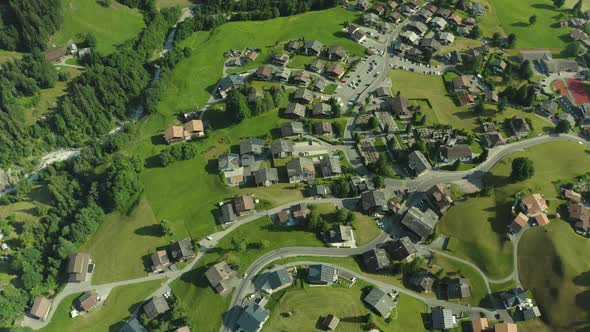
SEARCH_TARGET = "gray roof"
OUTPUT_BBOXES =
[309,184,332,196]
[308,264,337,284]
[407,21,428,34]
[389,95,409,115]
[240,138,265,155]
[408,150,431,175]
[431,308,457,330]
[271,139,294,155]
[325,224,353,243]
[119,318,147,332]
[281,122,304,137]
[218,153,240,171]
[363,248,390,272]
[218,74,244,91]
[420,38,441,51]
[361,190,388,212]
[304,40,323,53]
[253,168,278,185]
[143,296,170,319]
[237,304,269,332]
[285,103,306,118]
[363,288,395,318]
[447,278,471,299]
[170,239,195,260]
[440,144,472,161]
[293,88,314,103]
[538,100,558,115]
[320,156,341,177]
[259,268,292,291]
[220,203,237,223]
[385,236,417,261]
[501,288,527,308]
[312,103,333,117]
[400,207,439,240]
[410,268,434,291]
[286,157,316,178]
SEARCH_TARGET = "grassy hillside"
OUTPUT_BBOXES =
[54,0,145,55]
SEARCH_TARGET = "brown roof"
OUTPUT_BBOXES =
[175,327,191,332]
[459,93,476,106]
[30,296,51,320]
[471,318,489,332]
[326,63,345,77]
[569,202,590,231]
[514,212,529,226]
[233,195,255,213]
[448,14,462,25]
[535,213,550,226]
[521,194,547,215]
[452,75,471,90]
[256,65,273,78]
[564,189,582,203]
[67,253,91,282]
[45,47,66,61]
[495,322,518,332]
[164,126,186,141]
[151,250,170,271]
[184,120,204,133]
[205,261,234,293]
[76,291,99,312]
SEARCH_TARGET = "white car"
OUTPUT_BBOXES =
[206,236,213,241]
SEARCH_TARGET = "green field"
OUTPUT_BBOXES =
[54,0,145,55]
[171,216,324,331]
[430,254,490,307]
[39,280,163,332]
[0,49,22,63]
[156,0,193,8]
[438,141,590,279]
[264,280,428,332]
[389,70,553,134]
[519,221,590,331]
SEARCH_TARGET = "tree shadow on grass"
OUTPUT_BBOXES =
[510,22,530,28]
[151,134,166,146]
[573,271,590,287]
[135,224,162,237]
[531,3,555,10]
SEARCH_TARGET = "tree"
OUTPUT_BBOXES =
[469,26,481,39]
[474,101,485,113]
[510,157,535,181]
[555,119,571,133]
[259,239,270,249]
[529,15,537,25]
[0,284,28,328]
[518,60,533,80]
[553,0,565,7]
[573,0,583,15]
[507,33,517,48]
[160,219,173,236]
[226,90,251,122]
[231,237,247,251]
[373,175,384,188]
[498,97,508,112]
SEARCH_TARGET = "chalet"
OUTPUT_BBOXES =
[564,189,582,203]
[570,29,589,41]
[217,74,245,98]
[471,2,485,16]
[184,119,204,138]
[309,184,332,197]
[303,40,323,56]
[361,190,388,215]
[293,88,314,104]
[218,153,240,172]
[457,26,471,36]
[500,288,526,309]
[406,21,428,35]
[271,139,294,158]
[220,203,237,224]
[410,268,434,292]
[75,291,99,312]
[274,67,290,82]
[388,12,403,23]
[388,95,410,117]
[430,17,447,30]
[384,237,417,262]
[451,75,472,92]
[292,203,310,224]
[418,7,433,22]
[485,90,499,103]
[347,25,366,43]
[447,278,471,299]
[325,63,345,79]
[449,50,462,65]
[240,138,265,155]
[120,318,147,332]
[311,78,328,92]
[431,308,458,330]
[509,212,529,233]
[407,150,432,176]
[273,53,290,66]
[286,157,316,183]
[363,13,380,26]
[420,38,442,52]
[463,17,477,26]
[438,32,455,45]
[400,207,439,240]
[205,261,236,294]
[320,156,341,177]
[30,296,51,320]
[357,0,370,11]
[274,209,292,226]
[387,1,398,10]
[253,168,279,187]
[312,103,333,118]
[327,45,347,61]
[471,318,489,332]
[481,132,506,148]
[67,253,93,282]
[492,59,508,74]
[324,224,355,247]
[284,103,306,119]
[164,126,186,144]
[427,184,453,214]
[569,202,590,235]
[292,70,311,86]
[45,47,67,62]
[255,65,273,81]
[371,5,385,16]
[281,122,304,137]
[401,30,420,45]
[314,121,333,136]
[308,264,337,285]
[510,117,530,137]
[363,248,390,273]
[256,268,293,294]
[286,40,302,52]
[520,194,547,216]
[439,144,472,163]
[236,304,269,332]
[363,288,397,318]
[143,296,170,320]
[170,239,195,261]
[448,14,462,26]
[309,58,325,72]
[323,314,340,331]
[245,50,259,62]
[150,250,170,272]
[233,195,255,216]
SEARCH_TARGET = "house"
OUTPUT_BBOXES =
[521,306,542,321]
[286,40,302,52]
[281,122,304,137]
[303,40,323,56]
[374,86,391,98]
[240,138,265,155]
[327,45,347,61]
[388,11,403,23]
[284,103,306,119]
[75,291,99,312]
[311,78,328,92]
[119,317,147,332]
[314,122,333,136]
[309,184,332,197]
[420,38,442,52]
[410,268,434,292]
[184,119,204,138]
[449,50,462,65]
[448,14,462,26]
[245,50,259,62]
[326,63,345,79]
[218,74,245,97]
[471,2,485,16]
[255,66,273,81]
[571,29,589,41]
[363,288,396,318]
[387,1,398,10]
[320,156,341,177]
[361,190,388,215]
[520,194,547,216]
[274,209,292,226]
[485,90,499,103]
[406,21,428,35]
[407,150,432,176]
[220,203,237,224]
[292,70,311,86]
[175,327,191,332]
[274,68,290,82]
[312,103,333,118]
[447,278,471,299]
[291,203,311,224]
[564,189,582,203]
[67,253,93,282]
[322,314,340,331]
[170,239,195,261]
[363,13,380,26]
[559,112,576,126]
[388,95,410,117]
[308,264,337,285]
[286,157,316,183]
[451,75,472,92]
[363,248,390,273]
[471,318,489,332]
[347,25,367,42]
[492,59,508,74]
[370,5,385,16]
[427,184,453,214]
[440,144,472,163]
[510,212,529,233]
[357,0,370,11]
[401,30,420,45]
[436,8,451,18]
[438,32,455,45]
[293,88,314,104]
[164,126,186,144]
[205,261,236,294]
[463,17,477,26]
[481,132,506,148]
[431,308,458,330]
[500,288,526,308]
[30,296,51,320]
[510,117,530,137]
[324,224,355,247]
[569,202,590,235]
[495,323,518,332]
[253,168,279,187]
[430,17,447,30]
[457,27,471,36]
[459,93,476,106]
[309,58,325,72]
[534,213,550,226]
[256,268,293,294]
[236,304,269,332]
[400,207,439,240]
[150,250,170,272]
[417,8,433,22]
[385,237,417,262]
[273,53,290,66]
[218,153,240,172]
[45,47,67,62]
[271,139,294,158]
[143,296,170,320]
[233,195,255,215]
